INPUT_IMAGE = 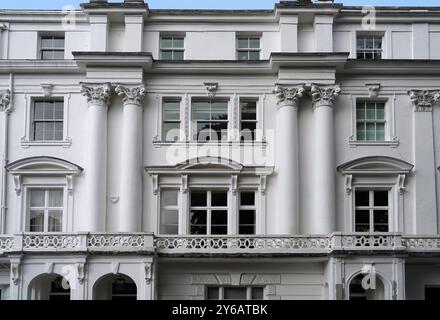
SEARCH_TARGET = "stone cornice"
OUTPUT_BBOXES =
[408,90,440,112]
[274,84,305,108]
[311,84,341,108]
[0,89,11,113]
[115,84,147,107]
[80,83,112,107]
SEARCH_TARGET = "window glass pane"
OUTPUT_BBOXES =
[249,51,260,60]
[53,37,65,48]
[365,37,374,49]
[190,210,207,226]
[163,102,180,121]
[34,102,45,119]
[355,191,369,206]
[356,105,365,120]
[29,210,44,232]
[196,122,212,141]
[376,123,385,141]
[173,37,184,48]
[192,101,210,120]
[163,122,180,141]
[238,51,249,60]
[52,51,64,59]
[224,288,247,300]
[211,122,228,141]
[54,122,64,141]
[241,102,257,120]
[211,226,228,235]
[191,191,207,207]
[161,224,178,235]
[374,209,389,232]
[240,192,255,206]
[173,51,184,60]
[160,37,173,48]
[48,210,63,232]
[241,123,256,141]
[43,102,55,119]
[249,38,260,49]
[355,210,370,224]
[211,210,227,225]
[207,287,219,300]
[376,105,385,119]
[43,122,55,140]
[239,225,256,235]
[356,37,364,49]
[211,191,228,207]
[366,123,376,141]
[48,190,64,207]
[366,103,376,119]
[33,122,44,141]
[54,102,64,120]
[41,37,53,48]
[211,101,228,121]
[161,209,178,225]
[162,190,178,206]
[160,50,173,60]
[373,37,382,49]
[239,210,255,225]
[252,287,264,300]
[237,38,248,49]
[42,50,53,60]
[30,190,45,207]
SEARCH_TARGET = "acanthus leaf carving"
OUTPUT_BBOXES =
[115,84,147,107]
[80,82,111,107]
[0,89,11,113]
[311,84,341,108]
[11,262,20,285]
[274,84,305,107]
[408,90,440,112]
[204,82,218,98]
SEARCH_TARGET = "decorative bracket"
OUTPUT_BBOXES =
[152,174,159,196]
[41,84,54,97]
[231,175,238,195]
[345,174,353,195]
[259,175,267,195]
[181,174,188,194]
[13,175,21,196]
[144,263,152,284]
[398,174,406,195]
[0,89,11,113]
[366,83,381,98]
[11,262,20,285]
[66,174,74,195]
[76,263,85,285]
[204,82,218,98]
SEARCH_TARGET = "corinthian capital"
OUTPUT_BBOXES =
[274,84,305,107]
[408,90,440,112]
[115,84,147,107]
[311,84,341,108]
[0,89,11,113]
[80,83,111,107]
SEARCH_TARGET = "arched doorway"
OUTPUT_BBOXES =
[93,274,137,300]
[28,274,70,300]
[348,273,385,300]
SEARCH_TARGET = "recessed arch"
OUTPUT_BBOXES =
[28,273,71,300]
[346,270,390,300]
[93,273,137,300]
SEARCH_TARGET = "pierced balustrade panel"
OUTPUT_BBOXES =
[88,234,145,250]
[341,234,396,249]
[0,236,14,253]
[22,234,82,250]
[403,237,440,251]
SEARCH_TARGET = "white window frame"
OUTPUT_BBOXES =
[191,98,230,143]
[159,189,179,235]
[206,286,265,300]
[27,187,65,233]
[351,31,387,59]
[356,34,383,60]
[161,98,182,142]
[353,188,390,233]
[349,95,399,147]
[30,99,65,142]
[189,189,229,235]
[39,34,65,60]
[21,93,72,148]
[159,34,185,61]
[239,99,259,142]
[236,35,261,61]
[238,190,257,235]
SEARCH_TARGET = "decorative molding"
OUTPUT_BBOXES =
[184,93,190,141]
[66,174,74,195]
[76,263,85,285]
[11,262,20,285]
[115,84,147,107]
[13,175,21,196]
[311,84,341,108]
[152,174,159,196]
[345,174,353,195]
[366,83,381,98]
[109,196,119,204]
[0,89,11,113]
[181,174,188,194]
[204,82,218,98]
[80,82,111,107]
[273,84,305,107]
[408,90,440,112]
[144,263,152,284]
[40,83,53,97]
[45,262,54,274]
[231,174,238,195]
[192,274,231,285]
[259,175,267,195]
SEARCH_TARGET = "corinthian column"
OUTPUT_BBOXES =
[273,84,305,234]
[408,90,440,234]
[80,83,111,232]
[311,84,341,234]
[115,84,146,232]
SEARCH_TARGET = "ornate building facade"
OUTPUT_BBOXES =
[0,0,440,300]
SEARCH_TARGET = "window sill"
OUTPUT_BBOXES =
[20,139,72,148]
[348,139,399,148]
[153,140,267,148]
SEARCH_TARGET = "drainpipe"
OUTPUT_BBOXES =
[0,73,12,234]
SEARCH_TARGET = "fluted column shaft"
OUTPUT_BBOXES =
[311,84,341,234]
[80,83,111,232]
[273,84,305,234]
[115,84,146,232]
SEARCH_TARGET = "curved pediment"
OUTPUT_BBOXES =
[337,156,413,174]
[176,157,243,171]
[6,156,83,175]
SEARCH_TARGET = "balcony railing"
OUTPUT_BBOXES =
[1,233,440,255]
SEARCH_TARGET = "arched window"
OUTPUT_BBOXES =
[28,274,70,300]
[93,274,137,300]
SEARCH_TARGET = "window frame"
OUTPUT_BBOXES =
[355,101,386,142]
[239,190,257,235]
[239,99,258,142]
[161,98,182,142]
[236,36,261,61]
[354,188,390,233]
[191,99,230,142]
[159,35,185,61]
[30,99,65,142]
[39,34,65,60]
[25,186,67,233]
[159,189,180,235]
[206,286,265,300]
[356,34,383,60]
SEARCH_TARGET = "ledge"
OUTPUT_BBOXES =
[348,140,400,148]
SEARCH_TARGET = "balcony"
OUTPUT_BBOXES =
[1,233,440,256]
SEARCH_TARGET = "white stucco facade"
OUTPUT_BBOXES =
[0,0,440,300]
